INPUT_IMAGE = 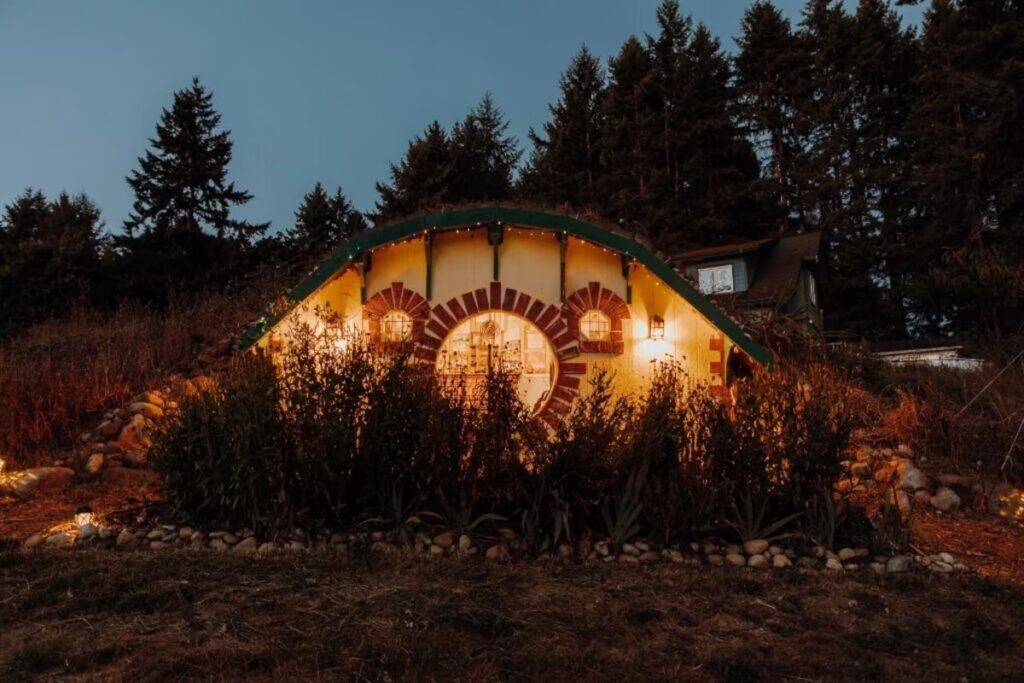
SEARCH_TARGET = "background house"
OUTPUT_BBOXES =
[671,233,823,333]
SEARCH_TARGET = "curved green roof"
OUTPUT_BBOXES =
[241,205,772,366]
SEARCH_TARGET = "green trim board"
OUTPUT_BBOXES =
[240,205,772,366]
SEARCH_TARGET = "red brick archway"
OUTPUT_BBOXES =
[362,282,431,344]
[402,281,587,429]
[562,282,630,354]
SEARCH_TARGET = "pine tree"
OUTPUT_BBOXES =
[124,77,266,243]
[903,0,1024,341]
[285,182,366,273]
[119,77,268,302]
[374,121,453,222]
[0,190,104,333]
[448,93,521,203]
[676,23,765,247]
[599,36,661,232]
[520,45,606,207]
[735,1,811,229]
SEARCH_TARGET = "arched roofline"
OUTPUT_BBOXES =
[241,204,772,367]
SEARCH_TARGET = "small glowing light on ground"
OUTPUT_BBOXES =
[75,505,94,527]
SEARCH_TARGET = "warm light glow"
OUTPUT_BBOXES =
[333,338,349,352]
[75,506,94,527]
[0,457,5,476]
[381,309,413,342]
[579,310,611,342]
[649,315,665,340]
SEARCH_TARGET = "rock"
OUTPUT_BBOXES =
[459,534,473,554]
[772,554,792,568]
[123,450,148,468]
[45,533,72,548]
[595,542,610,557]
[116,529,140,550]
[663,549,685,564]
[84,453,105,475]
[485,543,509,561]
[149,540,169,550]
[429,543,445,557]
[747,553,769,568]
[432,532,454,549]
[797,557,819,569]
[885,555,911,573]
[222,533,239,545]
[870,562,886,574]
[77,523,98,541]
[706,554,724,566]
[234,537,258,554]
[938,473,972,489]
[371,541,396,554]
[767,545,783,556]
[639,550,660,563]
[634,540,651,552]
[178,527,194,540]
[557,543,573,559]
[825,558,843,571]
[257,542,278,554]
[618,554,640,564]
[929,561,954,573]
[146,528,164,540]
[134,391,165,408]
[898,467,929,491]
[0,466,75,499]
[129,402,164,419]
[725,553,746,567]
[725,543,742,556]
[931,487,961,513]
[209,538,228,550]
[370,531,385,542]
[837,548,857,561]
[743,539,770,556]
[498,527,517,541]
[23,533,46,549]
[190,530,205,543]
[938,552,955,564]
[701,541,718,555]
[621,543,641,557]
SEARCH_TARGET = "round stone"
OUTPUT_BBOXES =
[743,539,770,556]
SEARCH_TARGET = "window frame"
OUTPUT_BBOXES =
[380,309,413,343]
[579,309,612,342]
[697,264,736,294]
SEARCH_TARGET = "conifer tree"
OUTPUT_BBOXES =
[599,36,661,231]
[0,190,104,333]
[285,182,366,272]
[120,77,267,302]
[520,45,606,207]
[735,1,811,228]
[448,93,521,203]
[374,121,453,222]
[124,77,266,243]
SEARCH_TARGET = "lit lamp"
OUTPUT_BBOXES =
[649,315,665,340]
[74,505,94,527]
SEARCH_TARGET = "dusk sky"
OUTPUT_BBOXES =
[0,1,924,235]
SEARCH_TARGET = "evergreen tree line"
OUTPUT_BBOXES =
[2,0,1022,345]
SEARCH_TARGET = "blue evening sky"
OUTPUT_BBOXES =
[0,1,923,234]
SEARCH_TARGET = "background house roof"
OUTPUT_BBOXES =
[241,204,772,366]
[672,232,821,305]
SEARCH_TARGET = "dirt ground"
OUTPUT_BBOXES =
[1,549,1022,682]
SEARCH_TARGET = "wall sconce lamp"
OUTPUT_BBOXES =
[649,315,665,340]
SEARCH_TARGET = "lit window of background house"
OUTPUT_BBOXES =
[697,265,735,294]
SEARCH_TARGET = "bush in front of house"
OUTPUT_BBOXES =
[152,322,860,545]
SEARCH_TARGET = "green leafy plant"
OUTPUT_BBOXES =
[601,459,649,554]
[801,487,848,550]
[725,491,803,543]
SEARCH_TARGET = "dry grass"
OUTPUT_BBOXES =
[0,297,263,468]
[1,550,1022,681]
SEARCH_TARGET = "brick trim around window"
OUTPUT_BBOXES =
[562,282,630,354]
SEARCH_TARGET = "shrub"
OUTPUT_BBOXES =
[151,353,285,532]
[153,313,859,545]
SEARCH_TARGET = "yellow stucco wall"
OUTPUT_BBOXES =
[266,226,735,400]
